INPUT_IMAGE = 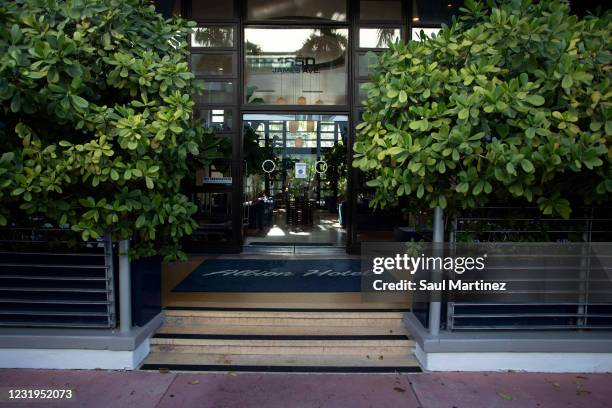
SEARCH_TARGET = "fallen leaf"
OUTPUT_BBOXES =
[497,391,513,401]
[577,390,591,396]
[393,387,406,393]
[378,355,384,360]
[189,380,200,385]
[227,371,238,376]
[158,368,169,374]
[576,375,588,380]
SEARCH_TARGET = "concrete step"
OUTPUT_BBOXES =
[156,324,408,336]
[144,309,418,372]
[150,336,414,356]
[140,352,420,373]
[164,310,406,328]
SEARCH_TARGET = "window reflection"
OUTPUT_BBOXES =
[191,54,234,76]
[359,28,400,48]
[360,1,401,21]
[191,27,234,48]
[245,28,348,105]
[247,0,347,21]
[357,52,379,77]
[194,109,233,131]
[192,1,234,20]
[196,81,234,104]
[412,1,463,26]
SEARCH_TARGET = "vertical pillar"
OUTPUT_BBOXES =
[119,239,132,333]
[428,206,444,336]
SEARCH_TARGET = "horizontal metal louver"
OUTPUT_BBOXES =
[0,228,116,328]
[447,207,612,331]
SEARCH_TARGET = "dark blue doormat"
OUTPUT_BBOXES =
[173,259,361,292]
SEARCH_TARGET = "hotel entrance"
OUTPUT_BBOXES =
[148,0,456,372]
[242,114,348,248]
[178,0,454,255]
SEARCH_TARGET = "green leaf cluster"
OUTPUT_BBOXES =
[353,0,611,219]
[0,0,220,260]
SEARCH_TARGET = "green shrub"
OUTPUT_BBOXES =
[353,0,611,219]
[0,0,219,259]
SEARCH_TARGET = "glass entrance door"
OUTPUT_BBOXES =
[242,113,348,246]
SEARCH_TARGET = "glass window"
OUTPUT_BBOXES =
[245,28,349,105]
[191,54,235,76]
[357,82,369,105]
[173,0,182,17]
[196,81,235,104]
[359,28,400,48]
[191,1,234,20]
[247,0,347,22]
[357,52,379,77]
[191,26,234,48]
[412,1,463,26]
[194,109,233,131]
[360,1,401,21]
[411,27,441,41]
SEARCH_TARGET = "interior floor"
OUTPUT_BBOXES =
[244,208,346,246]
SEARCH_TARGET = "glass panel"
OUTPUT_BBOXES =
[191,1,234,20]
[357,83,369,105]
[242,113,349,243]
[173,0,182,17]
[245,28,348,105]
[196,81,234,104]
[412,1,463,26]
[357,52,379,77]
[247,0,347,22]
[412,27,441,41]
[190,192,234,242]
[191,54,234,76]
[191,26,234,48]
[359,28,400,48]
[360,1,401,21]
[194,109,233,131]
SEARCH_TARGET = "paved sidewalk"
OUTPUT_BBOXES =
[0,369,610,408]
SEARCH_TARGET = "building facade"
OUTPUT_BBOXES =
[161,0,461,253]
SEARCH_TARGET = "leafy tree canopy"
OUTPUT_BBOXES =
[0,0,219,259]
[353,0,611,219]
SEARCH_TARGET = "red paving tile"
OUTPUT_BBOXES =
[1,370,611,408]
[408,372,612,408]
[157,373,419,408]
[0,369,176,408]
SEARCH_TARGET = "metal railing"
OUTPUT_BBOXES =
[0,228,116,328]
[445,207,612,331]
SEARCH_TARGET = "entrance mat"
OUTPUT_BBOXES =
[172,258,361,292]
[248,242,334,246]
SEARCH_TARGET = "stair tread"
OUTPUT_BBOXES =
[141,352,419,368]
[156,324,408,336]
[164,310,406,319]
[151,338,414,346]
